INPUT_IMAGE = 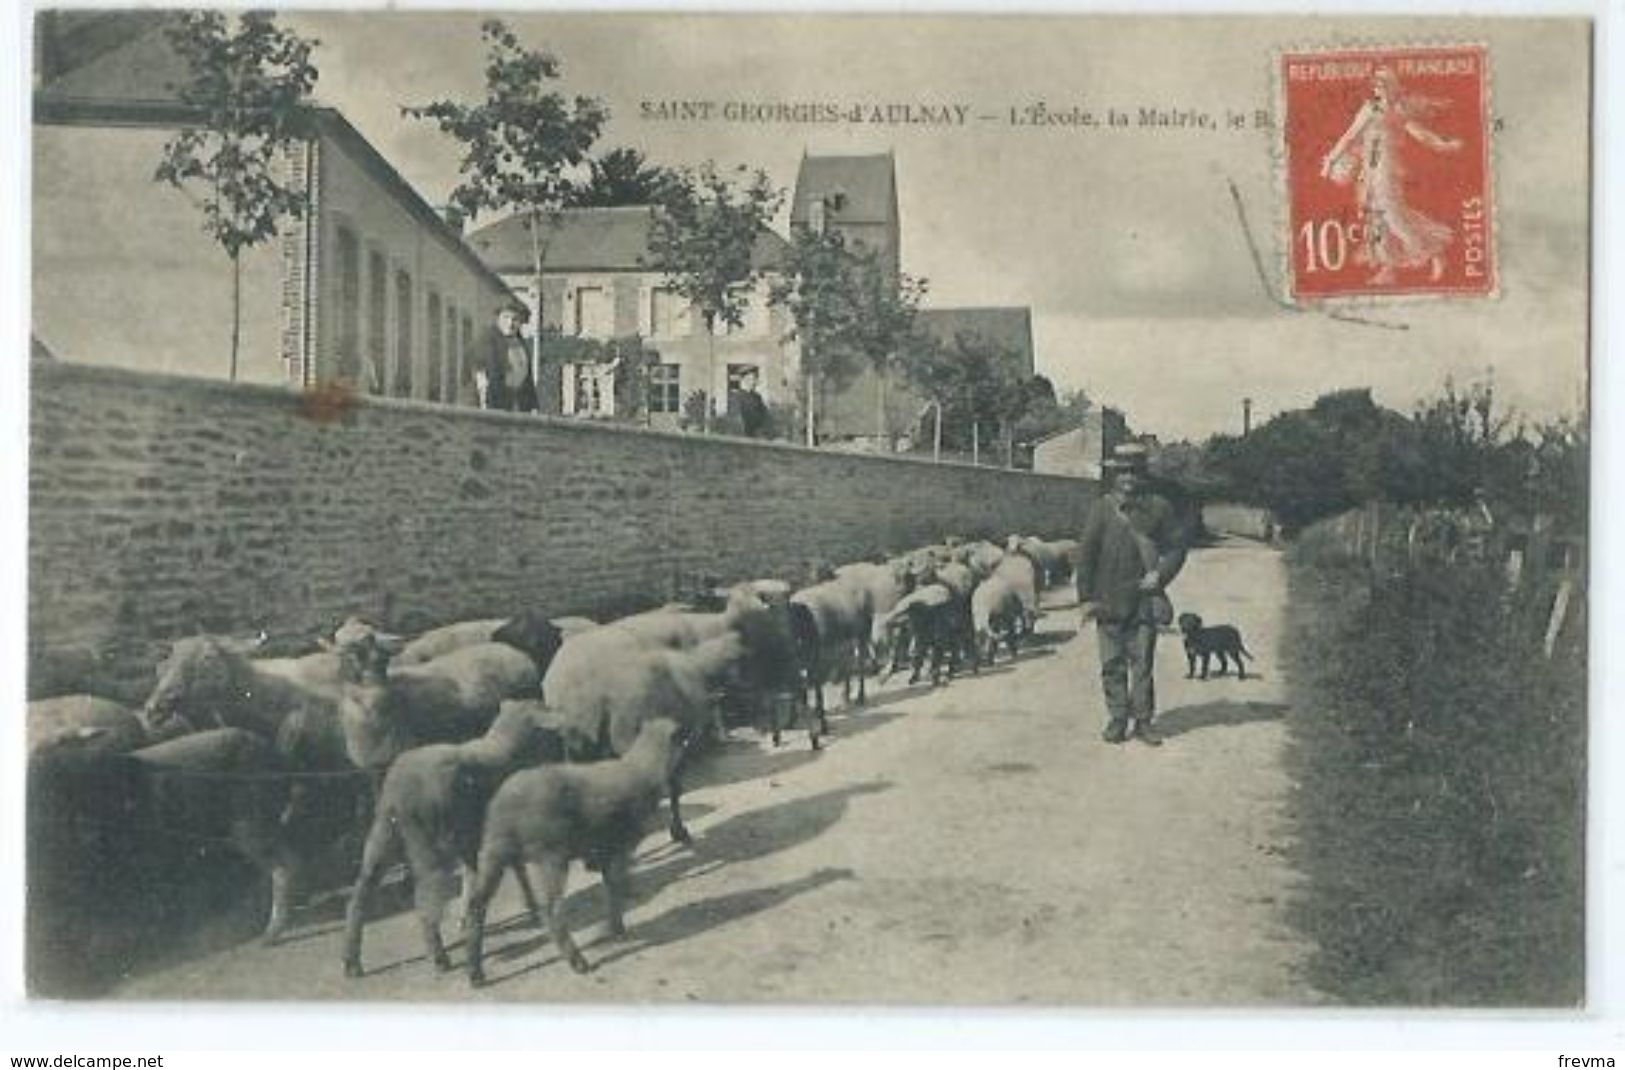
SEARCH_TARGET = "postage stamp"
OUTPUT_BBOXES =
[1281,44,1495,301]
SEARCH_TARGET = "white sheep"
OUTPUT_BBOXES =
[462,718,686,985]
[542,630,745,844]
[340,699,562,978]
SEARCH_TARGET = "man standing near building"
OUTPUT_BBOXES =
[1075,443,1190,746]
[470,301,538,413]
[733,366,771,439]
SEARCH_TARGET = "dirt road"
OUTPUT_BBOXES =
[114,537,1319,1004]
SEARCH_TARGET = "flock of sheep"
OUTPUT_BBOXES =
[27,531,1080,988]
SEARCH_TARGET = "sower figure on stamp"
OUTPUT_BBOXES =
[1075,443,1190,747]
[470,301,539,413]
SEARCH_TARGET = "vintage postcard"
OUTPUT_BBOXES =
[23,9,1591,1013]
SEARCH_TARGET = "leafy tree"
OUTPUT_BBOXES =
[1210,411,1354,534]
[406,19,607,357]
[647,162,784,432]
[767,225,863,445]
[897,329,1025,462]
[1013,383,1095,446]
[155,10,319,382]
[838,246,928,444]
[566,147,679,207]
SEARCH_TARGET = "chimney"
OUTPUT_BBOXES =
[440,203,465,234]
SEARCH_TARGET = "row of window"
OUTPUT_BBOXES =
[333,224,478,401]
[563,282,774,342]
[330,225,767,413]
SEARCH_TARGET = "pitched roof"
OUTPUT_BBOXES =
[35,11,194,104]
[464,206,792,275]
[917,307,1036,374]
[32,14,513,302]
[790,153,897,226]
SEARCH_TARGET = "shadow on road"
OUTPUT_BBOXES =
[687,712,903,791]
[476,867,857,988]
[1155,700,1289,740]
[589,867,856,969]
[468,782,891,986]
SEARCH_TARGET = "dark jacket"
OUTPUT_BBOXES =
[469,326,537,413]
[1075,489,1189,622]
[735,387,771,438]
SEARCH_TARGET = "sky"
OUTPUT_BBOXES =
[107,12,1607,441]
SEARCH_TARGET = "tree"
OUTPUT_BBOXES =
[648,162,785,432]
[767,225,864,445]
[898,329,1024,463]
[838,247,928,444]
[566,147,678,207]
[155,11,319,382]
[406,19,607,376]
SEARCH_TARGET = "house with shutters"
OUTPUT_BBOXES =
[33,11,515,399]
[463,206,799,429]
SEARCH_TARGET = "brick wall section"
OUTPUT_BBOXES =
[30,362,1096,700]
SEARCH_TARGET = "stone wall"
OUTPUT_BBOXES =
[29,361,1095,700]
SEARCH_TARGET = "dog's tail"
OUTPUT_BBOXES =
[1237,641,1255,661]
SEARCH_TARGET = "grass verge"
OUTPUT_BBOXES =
[1280,547,1585,1005]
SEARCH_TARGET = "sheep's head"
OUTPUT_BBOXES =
[331,616,379,647]
[721,583,772,626]
[142,634,261,737]
[331,631,403,686]
[492,609,565,674]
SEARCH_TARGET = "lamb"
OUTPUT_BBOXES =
[543,630,745,845]
[970,572,1026,665]
[341,699,564,978]
[463,718,686,986]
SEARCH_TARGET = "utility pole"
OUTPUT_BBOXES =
[1242,397,1253,437]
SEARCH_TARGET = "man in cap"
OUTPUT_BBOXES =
[1075,442,1190,746]
[469,301,538,413]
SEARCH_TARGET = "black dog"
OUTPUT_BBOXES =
[1177,612,1254,680]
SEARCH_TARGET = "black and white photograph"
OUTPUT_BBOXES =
[19,7,1595,1016]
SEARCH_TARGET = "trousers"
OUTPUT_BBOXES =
[1095,616,1158,725]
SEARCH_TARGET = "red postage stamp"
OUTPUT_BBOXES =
[1281,44,1494,300]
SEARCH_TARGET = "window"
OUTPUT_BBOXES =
[335,226,361,382]
[445,301,460,401]
[648,363,682,414]
[710,285,758,338]
[394,270,413,397]
[564,362,615,416]
[426,292,442,402]
[366,250,387,393]
[650,287,688,339]
[574,285,612,338]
